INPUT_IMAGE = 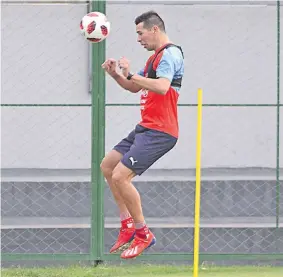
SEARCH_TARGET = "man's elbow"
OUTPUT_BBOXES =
[128,88,140,93]
[158,79,171,95]
[159,84,170,95]
[127,84,141,93]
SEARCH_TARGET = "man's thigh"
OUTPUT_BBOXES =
[121,127,178,176]
[101,149,123,172]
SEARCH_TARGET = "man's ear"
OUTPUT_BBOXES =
[152,25,159,33]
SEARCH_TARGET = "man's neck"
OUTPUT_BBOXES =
[154,34,171,51]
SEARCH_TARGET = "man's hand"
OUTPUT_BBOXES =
[102,57,142,93]
[101,59,118,77]
[118,57,130,77]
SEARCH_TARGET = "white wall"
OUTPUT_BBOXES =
[1,2,281,170]
[2,3,92,169]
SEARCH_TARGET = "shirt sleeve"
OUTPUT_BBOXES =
[156,47,183,82]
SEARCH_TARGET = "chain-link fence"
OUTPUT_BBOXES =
[1,0,283,266]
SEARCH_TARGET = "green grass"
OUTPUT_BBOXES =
[2,265,283,277]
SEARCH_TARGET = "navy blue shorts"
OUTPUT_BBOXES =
[113,124,177,175]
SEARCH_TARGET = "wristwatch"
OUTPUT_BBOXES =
[127,72,134,80]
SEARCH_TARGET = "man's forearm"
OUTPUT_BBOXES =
[112,73,141,93]
[130,74,169,95]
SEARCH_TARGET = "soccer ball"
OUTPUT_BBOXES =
[80,11,110,43]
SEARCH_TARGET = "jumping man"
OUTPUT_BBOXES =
[101,10,184,259]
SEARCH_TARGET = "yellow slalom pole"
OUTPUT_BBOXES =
[193,88,203,277]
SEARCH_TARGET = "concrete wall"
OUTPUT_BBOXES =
[1,2,281,171]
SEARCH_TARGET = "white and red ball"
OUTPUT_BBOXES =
[80,12,110,43]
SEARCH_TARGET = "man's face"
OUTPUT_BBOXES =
[136,22,156,51]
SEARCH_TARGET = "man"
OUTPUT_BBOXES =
[100,10,184,259]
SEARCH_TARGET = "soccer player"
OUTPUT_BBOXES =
[101,10,184,259]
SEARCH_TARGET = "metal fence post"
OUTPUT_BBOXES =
[90,0,106,264]
[276,0,281,229]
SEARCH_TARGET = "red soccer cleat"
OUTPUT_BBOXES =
[120,230,156,259]
[109,218,135,253]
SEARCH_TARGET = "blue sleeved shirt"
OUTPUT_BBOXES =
[137,46,184,92]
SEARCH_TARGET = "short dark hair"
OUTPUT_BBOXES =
[135,11,166,32]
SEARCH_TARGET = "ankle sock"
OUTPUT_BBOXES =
[121,217,134,229]
[135,222,149,239]
[120,212,132,221]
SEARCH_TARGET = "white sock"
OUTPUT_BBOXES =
[135,221,146,229]
[120,212,132,221]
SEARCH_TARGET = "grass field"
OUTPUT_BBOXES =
[2,265,283,277]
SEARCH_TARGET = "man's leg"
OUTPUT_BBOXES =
[100,149,135,253]
[110,125,178,259]
[112,162,144,223]
[100,149,129,215]
[112,162,156,259]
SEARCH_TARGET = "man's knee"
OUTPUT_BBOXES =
[100,150,123,178]
[112,163,135,188]
[100,157,113,179]
[111,170,125,188]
